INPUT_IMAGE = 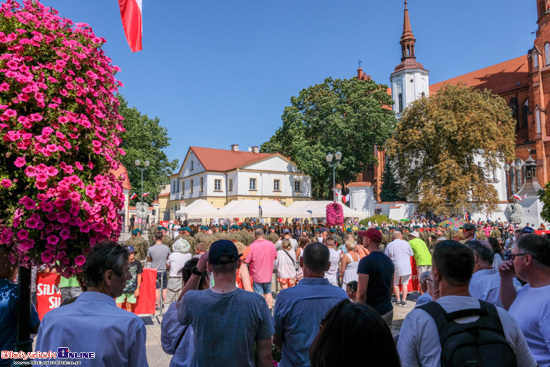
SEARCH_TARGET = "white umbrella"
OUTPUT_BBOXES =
[286,201,366,219]
[218,200,289,218]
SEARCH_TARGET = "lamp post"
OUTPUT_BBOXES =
[135,159,149,230]
[326,152,342,201]
[504,158,522,200]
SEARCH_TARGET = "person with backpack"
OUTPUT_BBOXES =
[397,240,536,367]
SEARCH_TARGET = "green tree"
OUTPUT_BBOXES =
[538,183,550,223]
[261,77,396,199]
[118,95,178,204]
[380,160,403,202]
[386,84,516,217]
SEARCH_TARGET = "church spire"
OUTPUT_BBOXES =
[400,1,416,62]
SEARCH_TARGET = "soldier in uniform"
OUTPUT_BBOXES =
[174,226,197,254]
[266,227,280,245]
[490,224,501,239]
[125,229,149,262]
[158,226,174,249]
[148,223,156,245]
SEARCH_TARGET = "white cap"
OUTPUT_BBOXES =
[410,231,420,238]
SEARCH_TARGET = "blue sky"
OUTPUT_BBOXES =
[40,0,535,166]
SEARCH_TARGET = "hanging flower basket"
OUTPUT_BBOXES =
[326,202,344,226]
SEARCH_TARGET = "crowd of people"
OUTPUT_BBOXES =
[2,217,549,367]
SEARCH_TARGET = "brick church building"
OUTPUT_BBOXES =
[352,0,550,209]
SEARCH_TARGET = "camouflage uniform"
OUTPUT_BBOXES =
[162,235,174,250]
[266,232,280,245]
[201,234,218,250]
[490,228,501,239]
[148,227,155,246]
[133,237,149,261]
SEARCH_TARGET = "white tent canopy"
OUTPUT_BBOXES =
[286,201,367,219]
[217,200,289,218]
[177,199,221,219]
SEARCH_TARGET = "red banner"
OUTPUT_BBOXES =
[36,268,157,318]
[132,268,157,315]
[36,273,61,320]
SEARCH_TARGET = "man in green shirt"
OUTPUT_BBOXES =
[408,231,432,275]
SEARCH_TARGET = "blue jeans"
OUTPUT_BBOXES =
[253,281,271,295]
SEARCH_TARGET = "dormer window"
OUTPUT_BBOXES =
[190,161,194,171]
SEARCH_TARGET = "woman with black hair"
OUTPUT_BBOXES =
[309,299,400,367]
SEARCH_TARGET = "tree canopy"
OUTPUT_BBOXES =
[118,95,178,204]
[386,84,516,216]
[261,77,396,199]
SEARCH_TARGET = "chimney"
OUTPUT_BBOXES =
[252,146,259,153]
[231,144,239,152]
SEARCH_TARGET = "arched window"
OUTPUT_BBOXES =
[545,43,550,65]
[522,99,529,128]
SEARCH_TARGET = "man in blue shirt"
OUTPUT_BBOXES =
[36,241,148,367]
[0,247,40,367]
[273,242,348,367]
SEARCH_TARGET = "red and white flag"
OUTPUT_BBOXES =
[142,192,149,197]
[513,194,527,201]
[130,192,137,200]
[343,194,350,203]
[118,0,143,52]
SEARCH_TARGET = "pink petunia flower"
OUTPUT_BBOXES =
[19,196,36,210]
[14,157,26,167]
[1,179,12,188]
[74,255,86,266]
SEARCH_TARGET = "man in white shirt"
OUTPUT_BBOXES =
[468,240,503,307]
[500,234,550,367]
[276,229,298,251]
[398,240,536,367]
[385,231,413,306]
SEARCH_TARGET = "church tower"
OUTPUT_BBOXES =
[390,1,429,119]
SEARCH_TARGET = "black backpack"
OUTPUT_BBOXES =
[417,300,517,367]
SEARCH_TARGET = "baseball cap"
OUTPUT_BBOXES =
[319,227,328,233]
[208,240,240,265]
[462,223,476,231]
[127,245,136,253]
[282,229,291,234]
[364,228,382,243]
[410,231,420,238]
[158,226,168,231]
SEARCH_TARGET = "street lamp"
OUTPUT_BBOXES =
[326,152,342,201]
[135,159,150,230]
[504,158,522,200]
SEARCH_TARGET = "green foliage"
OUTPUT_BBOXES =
[118,95,178,204]
[538,184,550,223]
[261,77,396,199]
[386,84,516,217]
[359,215,396,226]
[380,160,403,202]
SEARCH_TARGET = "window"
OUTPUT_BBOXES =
[200,177,204,192]
[534,52,539,68]
[182,181,185,196]
[214,179,221,191]
[294,180,302,192]
[273,179,281,191]
[536,109,542,134]
[190,161,194,171]
[177,180,180,192]
[545,43,550,65]
[522,99,529,128]
[171,181,175,193]
[229,179,233,191]
[249,178,257,191]
[190,179,194,194]
[398,93,403,113]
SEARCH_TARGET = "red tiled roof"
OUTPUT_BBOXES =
[129,206,153,210]
[111,164,131,190]
[151,200,160,204]
[430,55,529,95]
[347,182,373,187]
[190,146,280,172]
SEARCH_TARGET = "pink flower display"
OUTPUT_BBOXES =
[326,202,344,226]
[0,0,125,275]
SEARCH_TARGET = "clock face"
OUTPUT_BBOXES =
[136,203,148,218]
